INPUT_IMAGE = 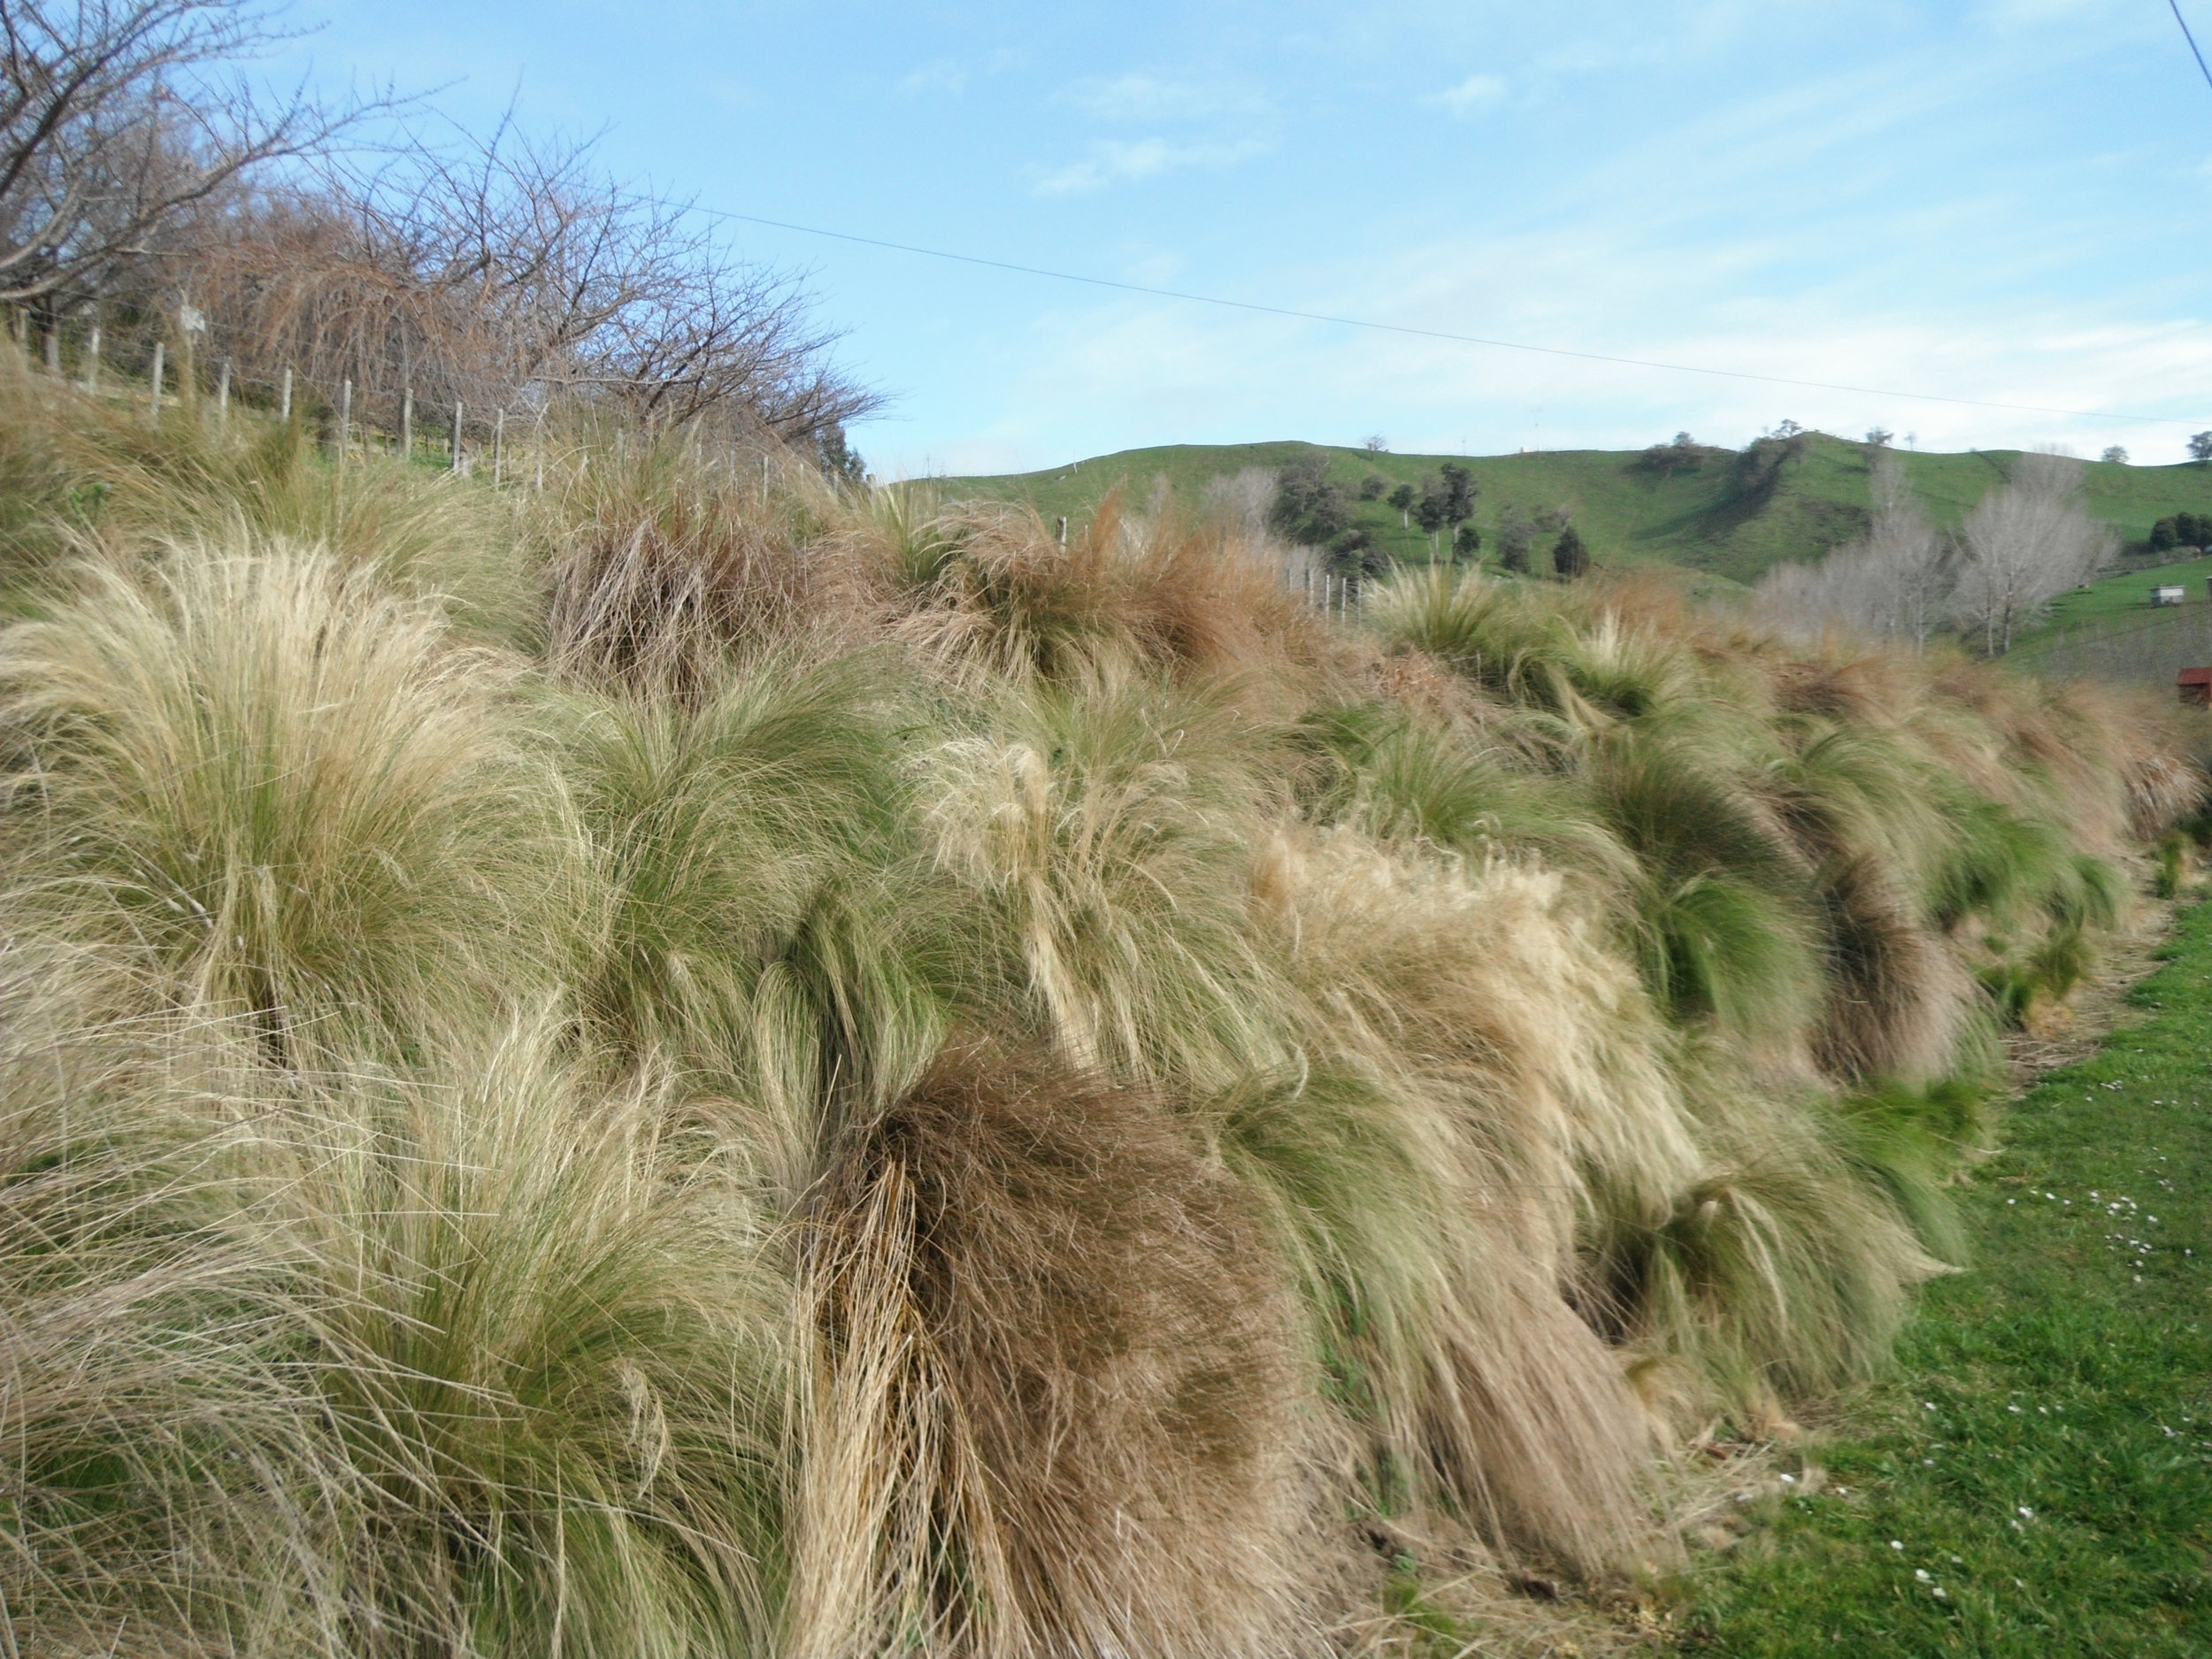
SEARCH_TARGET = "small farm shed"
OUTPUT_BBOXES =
[2180,666,2212,707]
[2153,585,2188,607]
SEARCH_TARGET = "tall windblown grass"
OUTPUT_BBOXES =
[0,541,568,1057]
[0,387,2200,1653]
[0,352,536,644]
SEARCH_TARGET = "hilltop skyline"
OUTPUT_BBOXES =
[282,0,2212,474]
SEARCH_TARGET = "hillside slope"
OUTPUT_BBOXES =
[938,436,2212,587]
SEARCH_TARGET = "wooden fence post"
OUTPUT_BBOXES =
[450,402,464,472]
[280,367,292,422]
[216,359,230,432]
[82,322,100,393]
[338,378,352,464]
[494,408,504,486]
[148,342,164,425]
[400,388,412,459]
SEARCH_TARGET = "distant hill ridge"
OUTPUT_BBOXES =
[934,434,2212,587]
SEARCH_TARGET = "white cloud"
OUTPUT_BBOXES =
[899,59,966,96]
[1430,72,1508,113]
[1061,73,1268,122]
[1029,135,1269,196]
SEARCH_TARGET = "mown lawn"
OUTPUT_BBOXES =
[1674,898,2212,1655]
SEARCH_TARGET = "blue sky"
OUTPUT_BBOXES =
[280,1,2212,474]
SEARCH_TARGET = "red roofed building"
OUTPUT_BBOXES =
[2179,666,2212,707]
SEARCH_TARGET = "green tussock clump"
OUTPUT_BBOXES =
[0,374,2200,1655]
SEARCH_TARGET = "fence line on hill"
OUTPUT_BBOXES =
[11,324,1381,624]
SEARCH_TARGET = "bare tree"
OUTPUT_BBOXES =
[183,118,876,447]
[0,0,365,321]
[1950,450,2114,655]
[1753,452,1950,648]
[1199,466,1275,539]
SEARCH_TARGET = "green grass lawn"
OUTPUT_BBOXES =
[933,440,2212,587]
[1671,899,2212,1656]
[2011,553,2212,656]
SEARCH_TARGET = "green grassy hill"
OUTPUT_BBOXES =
[936,436,2212,588]
[2024,550,2212,641]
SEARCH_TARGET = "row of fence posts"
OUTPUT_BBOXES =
[14,310,828,501]
[92,340,519,484]
[1296,564,1363,622]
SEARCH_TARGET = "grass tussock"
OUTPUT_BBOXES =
[0,380,2200,1654]
[796,1040,1310,1659]
[0,541,567,1053]
[875,488,1334,693]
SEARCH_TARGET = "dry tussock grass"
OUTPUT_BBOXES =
[0,385,2202,1656]
[796,1040,1312,1659]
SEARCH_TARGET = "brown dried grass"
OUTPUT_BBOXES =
[794,1038,1313,1658]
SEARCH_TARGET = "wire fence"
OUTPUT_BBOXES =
[9,310,802,495]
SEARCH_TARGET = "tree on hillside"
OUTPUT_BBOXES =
[180,122,878,443]
[1637,431,1709,477]
[1950,450,2115,654]
[2191,432,2212,465]
[1357,472,1387,500]
[1413,463,1477,539]
[1496,504,1536,573]
[2101,446,2128,465]
[1386,480,1415,528]
[1270,451,1353,546]
[1452,521,1481,564]
[2149,512,2212,553]
[1552,525,1591,579]
[1413,476,1450,534]
[1439,462,1475,523]
[1865,428,1893,448]
[1751,451,1949,649]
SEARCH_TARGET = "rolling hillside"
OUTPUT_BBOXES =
[935,434,2212,588]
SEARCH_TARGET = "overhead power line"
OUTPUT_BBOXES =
[687,204,2199,427]
[2171,0,2212,96]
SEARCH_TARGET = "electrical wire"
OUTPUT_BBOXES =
[687,204,2200,427]
[2170,0,2212,96]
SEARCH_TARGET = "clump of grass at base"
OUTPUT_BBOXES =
[541,438,846,699]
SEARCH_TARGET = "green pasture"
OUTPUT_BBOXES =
[1673,895,2212,1655]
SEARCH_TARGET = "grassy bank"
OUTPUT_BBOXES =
[0,357,2203,1656]
[1676,897,2212,1655]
